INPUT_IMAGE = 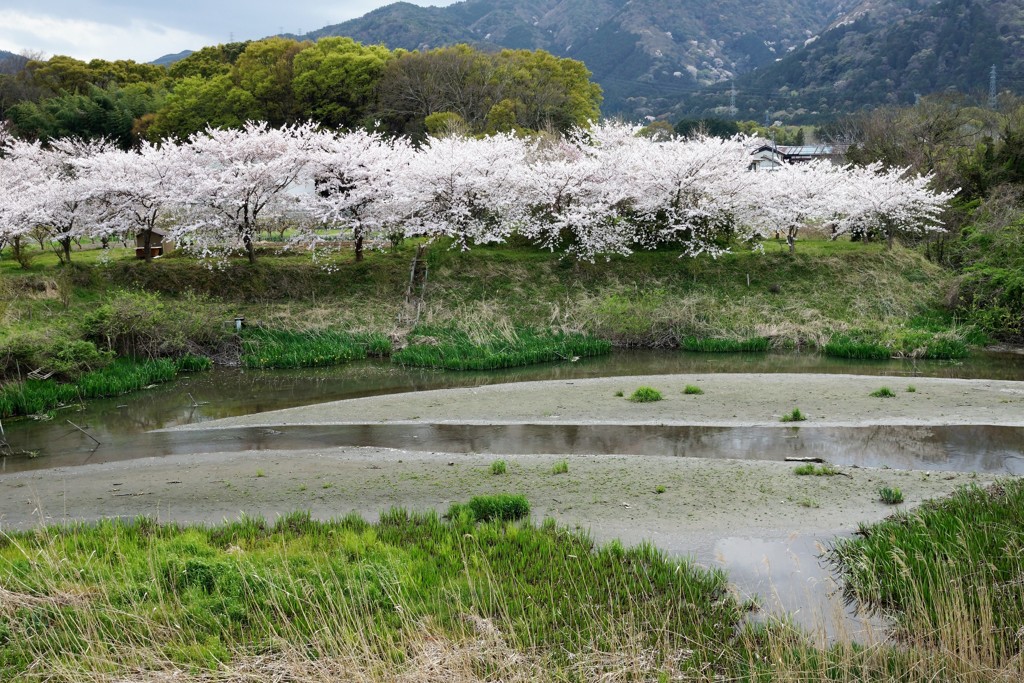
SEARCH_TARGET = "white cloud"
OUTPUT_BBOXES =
[0,10,218,62]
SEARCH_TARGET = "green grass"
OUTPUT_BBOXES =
[828,481,1024,667]
[0,506,743,680]
[683,384,704,395]
[629,386,663,402]
[391,325,610,371]
[680,336,770,352]
[906,385,917,393]
[0,358,180,418]
[870,386,897,398]
[879,486,905,505]
[490,459,507,475]
[780,407,807,422]
[793,463,839,476]
[447,494,530,522]
[824,329,969,360]
[241,327,391,369]
[174,353,213,372]
[551,459,569,475]
[655,485,667,494]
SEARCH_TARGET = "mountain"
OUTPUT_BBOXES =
[680,0,1024,120]
[151,50,194,67]
[305,0,849,115]
[0,50,28,75]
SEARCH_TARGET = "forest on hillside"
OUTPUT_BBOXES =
[0,38,601,146]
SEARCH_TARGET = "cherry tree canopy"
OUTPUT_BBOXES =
[0,120,957,266]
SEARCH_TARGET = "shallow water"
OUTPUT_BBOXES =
[3,348,1024,471]
[5,422,1021,476]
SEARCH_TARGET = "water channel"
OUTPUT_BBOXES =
[5,348,1024,468]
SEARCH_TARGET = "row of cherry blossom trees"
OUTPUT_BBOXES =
[0,121,956,266]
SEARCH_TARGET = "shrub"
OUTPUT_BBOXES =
[879,487,904,505]
[780,408,806,422]
[629,386,663,402]
[83,290,230,358]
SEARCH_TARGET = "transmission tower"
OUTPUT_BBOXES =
[729,82,737,118]
[989,65,998,109]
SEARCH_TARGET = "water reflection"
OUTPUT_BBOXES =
[5,423,1022,475]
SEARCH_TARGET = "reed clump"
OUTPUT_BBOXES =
[828,481,1024,676]
[240,327,391,369]
[392,325,610,371]
[0,358,180,418]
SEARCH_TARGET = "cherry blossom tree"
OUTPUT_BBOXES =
[304,128,413,261]
[833,162,956,249]
[399,132,530,249]
[516,125,641,261]
[0,136,108,265]
[629,132,754,258]
[170,121,317,264]
[744,160,848,253]
[77,141,184,260]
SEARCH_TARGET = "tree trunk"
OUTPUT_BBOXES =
[244,233,257,264]
[142,229,153,262]
[354,234,364,262]
[60,236,72,264]
[787,228,796,254]
[12,236,30,269]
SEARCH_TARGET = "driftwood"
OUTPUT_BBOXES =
[784,456,825,463]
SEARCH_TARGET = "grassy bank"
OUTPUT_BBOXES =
[0,503,744,681]
[2,239,968,351]
[393,324,611,370]
[0,239,978,414]
[828,480,1024,672]
[2,494,1021,682]
[240,328,391,369]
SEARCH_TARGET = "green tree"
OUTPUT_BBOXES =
[231,37,308,126]
[7,83,164,147]
[169,42,251,80]
[675,118,740,139]
[292,37,394,129]
[147,75,260,141]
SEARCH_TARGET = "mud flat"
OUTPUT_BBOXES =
[165,373,1024,430]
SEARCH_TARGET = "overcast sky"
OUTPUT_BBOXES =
[0,1,458,62]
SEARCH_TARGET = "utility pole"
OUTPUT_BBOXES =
[989,64,998,109]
